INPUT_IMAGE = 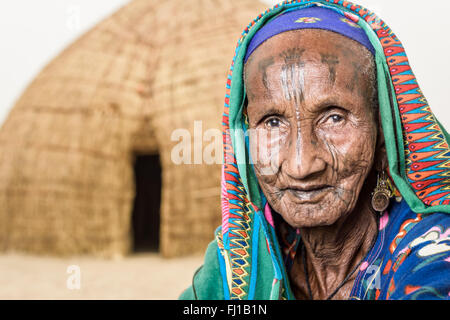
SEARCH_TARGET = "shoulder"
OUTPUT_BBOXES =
[389,206,449,258]
[382,202,449,299]
[383,200,449,256]
[179,236,226,300]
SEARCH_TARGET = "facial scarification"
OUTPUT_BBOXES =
[279,47,307,165]
[258,56,275,91]
[337,43,376,102]
[279,47,306,64]
[279,48,306,104]
[320,53,339,84]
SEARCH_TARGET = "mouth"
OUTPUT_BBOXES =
[283,185,332,202]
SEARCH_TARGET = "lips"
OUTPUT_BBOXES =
[283,185,332,202]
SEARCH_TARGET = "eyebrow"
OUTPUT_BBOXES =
[307,95,356,114]
[247,105,285,123]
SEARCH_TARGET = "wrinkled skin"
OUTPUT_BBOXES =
[245,29,386,300]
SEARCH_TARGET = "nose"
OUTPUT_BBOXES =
[282,127,327,180]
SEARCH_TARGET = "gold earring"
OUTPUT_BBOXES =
[371,171,393,213]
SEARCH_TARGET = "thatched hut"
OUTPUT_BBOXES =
[0,0,266,258]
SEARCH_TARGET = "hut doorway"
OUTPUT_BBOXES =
[131,154,162,252]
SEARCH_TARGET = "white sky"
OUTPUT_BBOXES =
[0,0,128,124]
[0,0,449,128]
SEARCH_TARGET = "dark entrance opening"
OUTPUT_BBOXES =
[131,154,162,252]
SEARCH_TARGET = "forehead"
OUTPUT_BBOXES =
[244,29,374,106]
[244,29,371,79]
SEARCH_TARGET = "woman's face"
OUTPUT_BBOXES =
[245,29,379,228]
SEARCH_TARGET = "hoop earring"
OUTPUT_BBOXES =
[371,171,393,213]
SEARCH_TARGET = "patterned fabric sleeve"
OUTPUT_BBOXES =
[382,214,450,300]
[391,253,450,300]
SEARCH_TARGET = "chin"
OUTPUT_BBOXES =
[282,209,342,228]
[276,196,351,229]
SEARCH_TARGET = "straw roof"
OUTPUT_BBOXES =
[0,0,266,257]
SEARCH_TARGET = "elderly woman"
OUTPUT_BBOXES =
[181,1,450,300]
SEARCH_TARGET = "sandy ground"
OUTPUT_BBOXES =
[0,253,204,300]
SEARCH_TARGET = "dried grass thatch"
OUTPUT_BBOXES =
[0,0,266,258]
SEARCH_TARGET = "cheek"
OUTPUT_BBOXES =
[322,122,377,179]
[249,127,289,175]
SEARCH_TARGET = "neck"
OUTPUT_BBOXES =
[290,192,379,300]
[301,200,377,268]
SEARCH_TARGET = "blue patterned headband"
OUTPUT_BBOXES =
[244,6,375,62]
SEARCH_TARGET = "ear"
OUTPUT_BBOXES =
[374,113,388,172]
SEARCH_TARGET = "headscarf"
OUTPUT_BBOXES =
[244,5,376,61]
[186,0,450,300]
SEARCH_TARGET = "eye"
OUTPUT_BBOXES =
[321,107,348,126]
[265,117,281,129]
[329,114,344,123]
